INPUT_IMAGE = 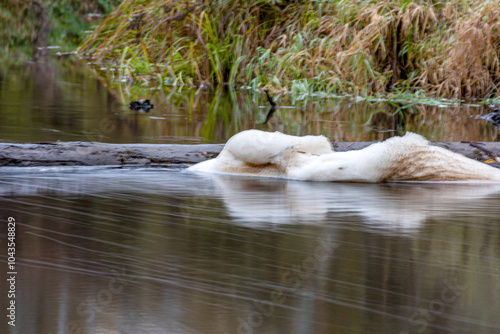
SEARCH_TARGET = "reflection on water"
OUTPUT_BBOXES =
[1,58,500,145]
[1,168,500,334]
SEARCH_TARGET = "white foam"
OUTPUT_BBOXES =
[189,130,500,183]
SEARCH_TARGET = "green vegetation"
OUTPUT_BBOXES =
[0,0,122,62]
[78,0,500,101]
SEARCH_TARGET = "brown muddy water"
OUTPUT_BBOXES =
[1,58,500,334]
[0,58,499,145]
[1,168,500,334]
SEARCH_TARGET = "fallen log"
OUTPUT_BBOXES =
[0,141,499,167]
[0,142,224,167]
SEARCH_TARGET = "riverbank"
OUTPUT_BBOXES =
[0,0,121,62]
[1,141,498,167]
[79,0,500,102]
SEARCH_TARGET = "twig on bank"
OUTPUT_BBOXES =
[263,90,277,125]
[466,141,500,163]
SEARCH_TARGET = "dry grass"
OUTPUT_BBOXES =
[79,0,500,100]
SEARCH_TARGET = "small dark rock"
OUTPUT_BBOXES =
[129,99,155,113]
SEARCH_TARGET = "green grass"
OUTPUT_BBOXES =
[78,0,500,102]
[0,0,123,62]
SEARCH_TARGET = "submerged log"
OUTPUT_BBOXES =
[0,141,499,167]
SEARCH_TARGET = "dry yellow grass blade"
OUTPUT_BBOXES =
[77,0,500,99]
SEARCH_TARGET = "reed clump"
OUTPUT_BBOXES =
[78,0,500,100]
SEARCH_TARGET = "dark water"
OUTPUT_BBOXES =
[1,58,499,145]
[1,58,500,334]
[1,168,500,334]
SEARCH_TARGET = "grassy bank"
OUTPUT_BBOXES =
[78,0,500,100]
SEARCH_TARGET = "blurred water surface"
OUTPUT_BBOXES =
[1,58,499,145]
[1,167,500,334]
[1,57,500,334]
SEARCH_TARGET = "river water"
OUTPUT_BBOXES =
[1,59,500,334]
[1,167,500,333]
[1,58,499,145]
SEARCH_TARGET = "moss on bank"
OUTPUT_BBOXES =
[77,0,500,101]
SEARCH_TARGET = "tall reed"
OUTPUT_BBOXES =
[78,0,500,99]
